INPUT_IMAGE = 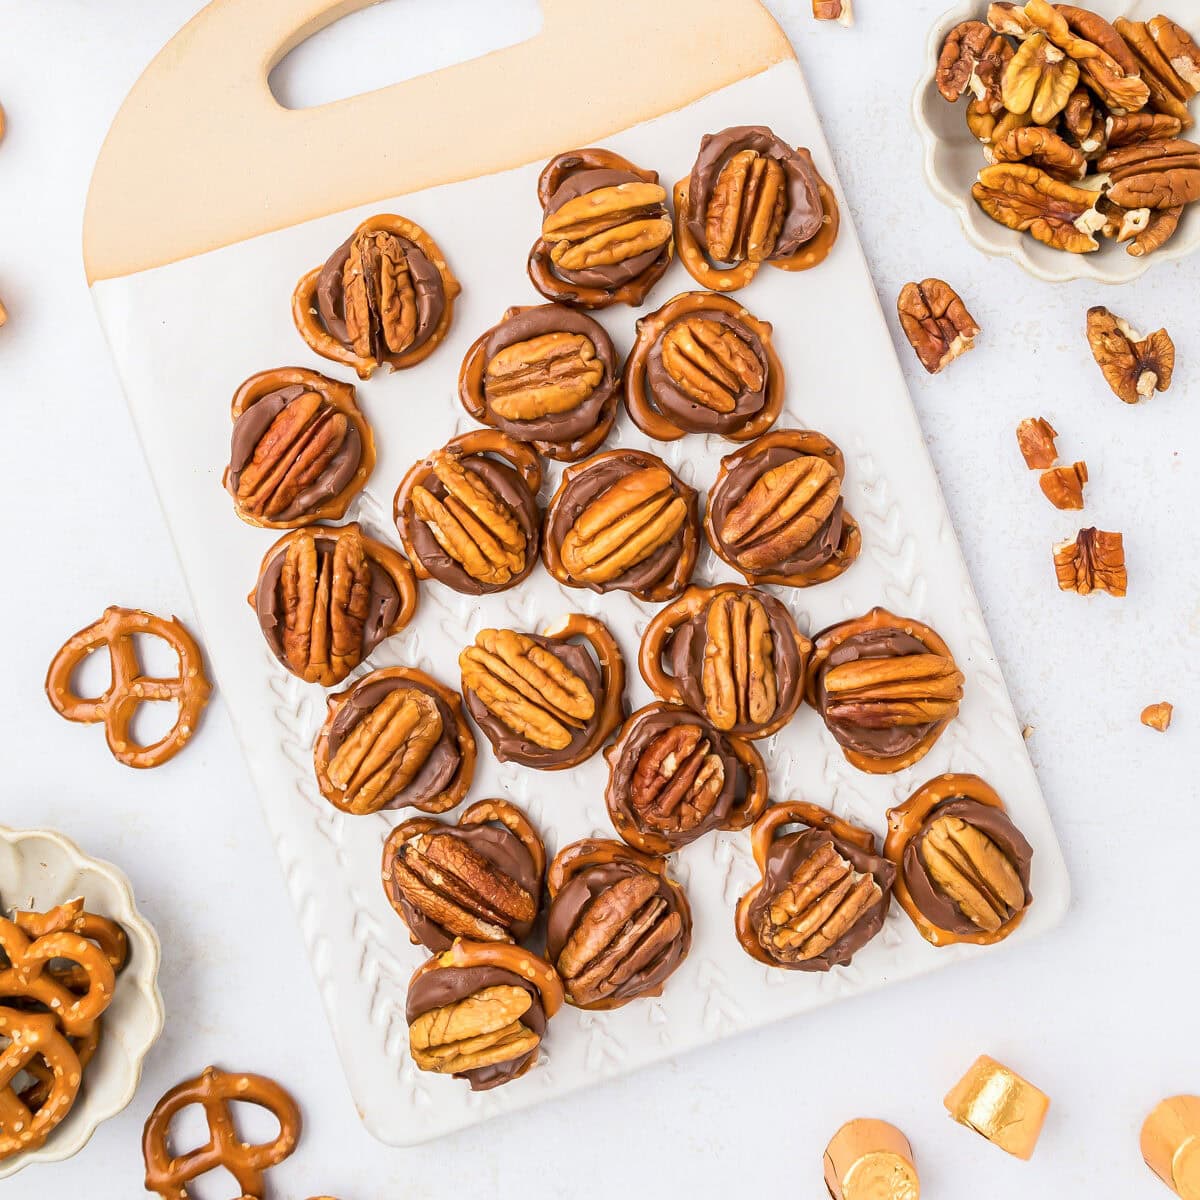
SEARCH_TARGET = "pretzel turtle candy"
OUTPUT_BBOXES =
[405,939,563,1091]
[674,133,840,292]
[0,916,116,1037]
[545,838,692,1010]
[12,897,129,992]
[314,666,475,816]
[458,303,621,462]
[292,213,460,379]
[884,773,1034,948]
[806,606,964,775]
[639,583,812,740]
[248,523,418,687]
[527,148,673,309]
[459,612,626,771]
[382,798,546,951]
[223,367,376,529]
[734,801,895,971]
[142,1066,301,1200]
[705,429,862,588]
[604,701,769,855]
[0,1007,83,1162]
[44,606,212,769]
[393,429,543,596]
[624,291,785,442]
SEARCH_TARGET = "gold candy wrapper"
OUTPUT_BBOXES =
[943,1054,1049,1160]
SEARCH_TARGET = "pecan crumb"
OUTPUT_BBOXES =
[1086,307,1175,404]
[1016,417,1058,469]
[1141,702,1173,732]
[1054,527,1126,597]
[1039,461,1087,510]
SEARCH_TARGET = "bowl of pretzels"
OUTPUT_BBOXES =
[0,824,164,1177]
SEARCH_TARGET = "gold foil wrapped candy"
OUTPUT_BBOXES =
[823,1119,920,1199]
[1142,1096,1200,1198]
[943,1054,1049,1160]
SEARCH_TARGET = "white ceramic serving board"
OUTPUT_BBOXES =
[90,53,1069,1146]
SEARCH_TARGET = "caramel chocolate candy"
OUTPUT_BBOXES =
[944,1055,1049,1160]
[707,429,861,588]
[545,839,692,1010]
[527,148,673,309]
[624,291,784,441]
[393,430,542,596]
[1142,1096,1200,1198]
[249,524,418,687]
[807,607,963,773]
[824,1119,920,1200]
[604,701,768,855]
[313,666,474,815]
[292,214,460,379]
[543,449,700,603]
[885,774,1033,948]
[675,128,840,292]
[382,799,545,952]
[736,802,894,972]
[406,940,563,1091]
[639,583,811,740]
[459,613,625,771]
[458,303,621,461]
[224,367,375,529]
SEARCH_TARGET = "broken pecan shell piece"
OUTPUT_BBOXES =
[897,278,981,374]
[972,163,1103,253]
[1054,527,1126,596]
[1039,461,1087,510]
[1015,416,1058,469]
[1085,306,1174,404]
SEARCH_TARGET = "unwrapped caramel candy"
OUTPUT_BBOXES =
[1143,1096,1200,1198]
[824,1119,919,1199]
[944,1055,1049,1160]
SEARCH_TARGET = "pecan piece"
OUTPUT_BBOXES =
[1002,32,1080,125]
[920,814,1026,933]
[484,332,604,421]
[1141,701,1173,732]
[1015,416,1058,468]
[987,2,1033,38]
[972,163,1104,253]
[1115,19,1193,126]
[988,125,1086,179]
[1127,205,1184,257]
[409,984,539,1075]
[897,278,981,374]
[1039,461,1087,510]
[966,102,1033,146]
[702,591,777,731]
[812,0,852,25]
[1100,138,1200,209]
[1062,87,1107,155]
[1054,527,1126,596]
[1085,306,1174,404]
[938,21,1013,109]
[1148,16,1200,98]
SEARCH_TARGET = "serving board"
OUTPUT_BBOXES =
[85,0,1069,1145]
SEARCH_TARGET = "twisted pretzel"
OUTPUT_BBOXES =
[0,1007,82,1162]
[13,898,129,990]
[0,916,115,1037]
[142,1066,301,1200]
[17,1019,99,1112]
[45,606,212,769]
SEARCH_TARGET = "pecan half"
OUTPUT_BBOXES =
[1099,138,1200,209]
[706,149,788,264]
[702,591,777,732]
[972,163,1104,252]
[1148,16,1200,99]
[821,654,965,732]
[342,230,418,362]
[938,21,1014,109]
[919,814,1026,933]
[966,102,1033,145]
[1127,205,1184,257]
[660,316,764,413]
[1062,87,1106,155]
[1141,701,1173,732]
[1054,527,1126,596]
[1002,33,1080,125]
[1116,19,1193,126]
[544,182,672,273]
[719,455,839,565]
[1106,112,1184,148]
[988,125,1086,179]
[409,984,539,1075]
[1039,461,1087,510]
[897,278,981,374]
[1085,306,1174,404]
[631,724,727,835]
[1015,416,1058,469]
[484,332,604,421]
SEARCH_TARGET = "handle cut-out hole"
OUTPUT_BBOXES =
[270,0,544,110]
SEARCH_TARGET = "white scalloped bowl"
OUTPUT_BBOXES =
[0,826,164,1178]
[913,0,1198,282]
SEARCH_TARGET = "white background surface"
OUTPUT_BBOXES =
[0,1,1195,1197]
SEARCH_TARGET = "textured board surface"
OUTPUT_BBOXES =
[92,61,1069,1144]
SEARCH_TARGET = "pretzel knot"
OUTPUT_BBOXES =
[142,1066,301,1200]
[0,1007,83,1161]
[45,606,212,769]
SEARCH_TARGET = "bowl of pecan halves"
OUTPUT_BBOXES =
[0,825,164,1177]
[915,0,1200,281]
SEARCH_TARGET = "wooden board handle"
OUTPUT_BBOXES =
[84,0,792,282]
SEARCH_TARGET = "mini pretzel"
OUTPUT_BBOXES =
[314,666,475,815]
[624,291,784,442]
[45,606,211,769]
[142,1065,301,1200]
[292,214,460,379]
[705,429,862,588]
[382,798,546,950]
[527,148,673,309]
[393,429,543,595]
[674,145,840,292]
[0,916,116,1036]
[17,1019,100,1112]
[639,583,812,740]
[12,898,129,992]
[0,1007,83,1162]
[223,367,376,529]
[734,801,894,971]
